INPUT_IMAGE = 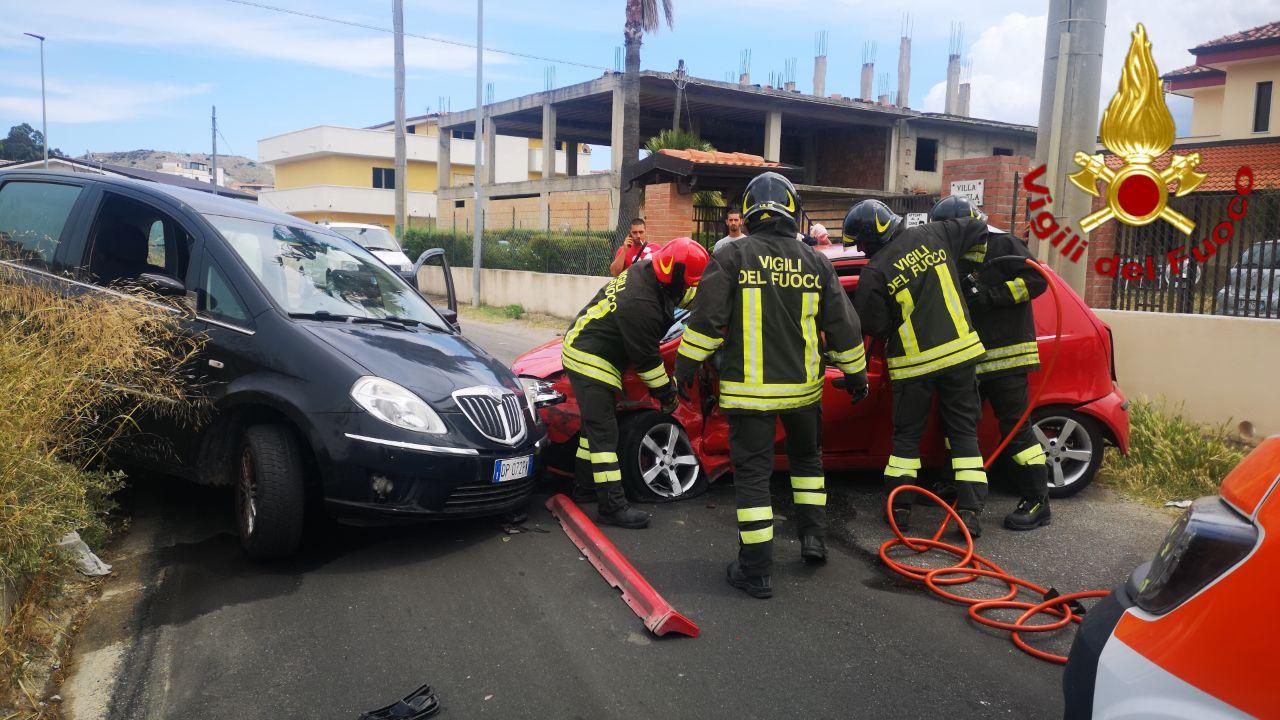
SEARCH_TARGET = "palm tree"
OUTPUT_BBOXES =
[616,0,674,244]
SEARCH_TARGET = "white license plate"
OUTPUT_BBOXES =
[492,455,533,483]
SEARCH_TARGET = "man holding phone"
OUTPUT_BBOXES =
[609,218,654,276]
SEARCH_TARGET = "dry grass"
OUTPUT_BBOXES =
[0,263,204,709]
[1100,398,1251,506]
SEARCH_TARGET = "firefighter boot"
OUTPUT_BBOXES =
[954,480,988,539]
[596,483,650,529]
[1004,495,1051,530]
[800,535,827,564]
[726,561,773,599]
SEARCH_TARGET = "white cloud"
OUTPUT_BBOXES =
[923,3,1280,128]
[0,76,212,124]
[5,0,504,74]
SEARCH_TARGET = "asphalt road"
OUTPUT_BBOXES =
[64,317,1174,720]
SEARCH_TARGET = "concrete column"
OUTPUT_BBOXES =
[945,55,961,114]
[565,142,579,177]
[610,85,625,176]
[860,63,874,101]
[813,55,827,98]
[897,37,912,108]
[884,121,904,192]
[539,191,551,231]
[763,110,782,163]
[957,83,971,117]
[436,126,452,191]
[483,117,497,185]
[541,103,557,180]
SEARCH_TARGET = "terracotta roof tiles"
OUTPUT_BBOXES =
[1101,139,1280,192]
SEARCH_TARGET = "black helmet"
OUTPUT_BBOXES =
[930,194,987,223]
[842,199,901,257]
[741,171,800,231]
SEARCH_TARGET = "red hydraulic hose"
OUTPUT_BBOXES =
[878,258,1108,664]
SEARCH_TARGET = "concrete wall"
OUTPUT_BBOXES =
[1096,309,1280,437]
[896,121,1037,194]
[1219,58,1280,140]
[419,266,605,319]
[438,189,613,232]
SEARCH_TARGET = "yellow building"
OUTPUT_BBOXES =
[257,114,589,230]
[1164,22,1280,141]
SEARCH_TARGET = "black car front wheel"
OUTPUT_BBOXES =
[236,425,307,559]
[618,411,707,503]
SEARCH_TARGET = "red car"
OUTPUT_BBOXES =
[512,245,1129,502]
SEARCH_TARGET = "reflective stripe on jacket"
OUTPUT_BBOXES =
[853,218,989,381]
[562,260,676,397]
[960,230,1048,379]
[675,217,865,414]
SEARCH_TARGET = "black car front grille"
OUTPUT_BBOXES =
[440,476,537,515]
[454,388,526,445]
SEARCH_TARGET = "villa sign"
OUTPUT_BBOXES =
[948,179,984,206]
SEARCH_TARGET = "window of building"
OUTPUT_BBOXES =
[1254,81,1272,133]
[372,167,396,190]
[406,125,416,134]
[0,181,82,269]
[914,138,939,172]
[451,129,475,140]
[993,147,1014,156]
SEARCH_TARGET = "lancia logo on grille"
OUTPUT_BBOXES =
[452,386,527,445]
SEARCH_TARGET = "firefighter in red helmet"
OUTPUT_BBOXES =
[562,237,709,529]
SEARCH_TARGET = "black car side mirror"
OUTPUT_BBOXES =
[439,307,460,330]
[137,272,186,296]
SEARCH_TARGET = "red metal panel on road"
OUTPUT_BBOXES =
[545,494,700,638]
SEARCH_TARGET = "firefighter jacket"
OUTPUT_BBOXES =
[674,217,866,414]
[853,218,990,382]
[959,229,1047,379]
[561,259,676,398]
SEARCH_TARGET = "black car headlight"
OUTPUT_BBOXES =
[1134,496,1258,615]
[519,376,564,418]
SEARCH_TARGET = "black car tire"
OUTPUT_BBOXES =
[617,411,708,503]
[236,425,307,559]
[1028,407,1105,499]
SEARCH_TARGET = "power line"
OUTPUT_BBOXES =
[220,0,609,71]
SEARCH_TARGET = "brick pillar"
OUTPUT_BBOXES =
[940,155,1034,238]
[642,182,696,241]
[1083,193,1116,309]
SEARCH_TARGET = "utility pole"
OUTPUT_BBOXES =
[672,59,687,132]
[1031,0,1107,293]
[393,0,408,239]
[471,0,484,308]
[211,105,218,196]
[23,33,47,168]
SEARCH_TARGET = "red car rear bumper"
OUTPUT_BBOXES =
[1075,383,1130,455]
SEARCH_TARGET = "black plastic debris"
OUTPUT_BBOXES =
[359,684,441,719]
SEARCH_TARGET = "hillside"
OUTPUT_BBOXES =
[82,150,273,186]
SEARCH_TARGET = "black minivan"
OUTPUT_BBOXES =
[0,170,554,558]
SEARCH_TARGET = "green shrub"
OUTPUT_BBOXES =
[1101,399,1250,505]
[502,304,525,320]
[403,228,616,276]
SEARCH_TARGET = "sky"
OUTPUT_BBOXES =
[1,0,1278,169]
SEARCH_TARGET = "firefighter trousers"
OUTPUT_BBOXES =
[886,364,988,512]
[979,373,1049,499]
[567,371,629,513]
[727,404,825,577]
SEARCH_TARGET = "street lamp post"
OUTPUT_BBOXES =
[23,33,47,169]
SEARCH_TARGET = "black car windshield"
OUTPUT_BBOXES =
[206,215,447,330]
[330,225,401,252]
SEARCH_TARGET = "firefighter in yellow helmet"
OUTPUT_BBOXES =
[675,172,868,598]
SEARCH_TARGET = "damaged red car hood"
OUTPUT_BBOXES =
[511,337,564,378]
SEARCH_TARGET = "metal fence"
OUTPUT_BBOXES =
[1108,189,1280,319]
